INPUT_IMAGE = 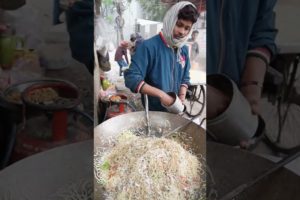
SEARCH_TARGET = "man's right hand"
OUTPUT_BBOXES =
[139,83,174,106]
[159,92,174,106]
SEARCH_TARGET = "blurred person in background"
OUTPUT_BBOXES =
[129,32,144,55]
[188,30,199,62]
[115,41,129,76]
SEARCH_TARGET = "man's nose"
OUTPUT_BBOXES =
[178,27,185,35]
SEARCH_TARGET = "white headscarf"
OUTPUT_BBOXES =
[162,1,197,49]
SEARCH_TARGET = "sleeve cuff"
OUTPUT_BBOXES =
[181,84,189,89]
[247,48,271,64]
[135,81,145,93]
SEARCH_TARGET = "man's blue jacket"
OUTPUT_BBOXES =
[207,0,278,84]
[124,34,191,111]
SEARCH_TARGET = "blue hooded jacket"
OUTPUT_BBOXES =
[124,33,191,111]
[207,0,278,84]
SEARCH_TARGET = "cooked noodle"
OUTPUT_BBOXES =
[6,91,21,103]
[95,132,203,200]
[28,87,59,104]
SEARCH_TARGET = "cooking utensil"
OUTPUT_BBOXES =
[21,80,80,111]
[94,111,206,200]
[0,79,76,123]
[219,150,300,200]
[144,94,151,135]
[102,94,135,119]
[163,114,201,138]
[207,141,300,200]
[20,80,80,141]
[162,92,186,114]
[207,74,259,146]
[0,140,93,200]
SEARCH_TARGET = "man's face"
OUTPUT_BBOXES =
[173,19,193,40]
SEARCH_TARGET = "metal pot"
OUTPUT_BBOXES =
[0,80,50,122]
[21,80,80,111]
[0,79,81,122]
[207,74,259,146]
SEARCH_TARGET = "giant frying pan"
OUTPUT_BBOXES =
[94,111,206,199]
[207,141,300,200]
[94,111,206,153]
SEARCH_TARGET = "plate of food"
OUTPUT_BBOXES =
[21,80,80,110]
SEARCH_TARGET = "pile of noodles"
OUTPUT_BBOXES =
[95,132,203,200]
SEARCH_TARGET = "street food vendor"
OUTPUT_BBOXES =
[124,1,199,112]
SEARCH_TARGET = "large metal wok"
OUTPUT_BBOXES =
[208,141,300,200]
[94,111,206,153]
[94,111,206,199]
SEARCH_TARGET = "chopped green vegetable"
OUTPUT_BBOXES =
[101,161,110,170]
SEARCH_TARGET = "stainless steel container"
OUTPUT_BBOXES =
[207,74,259,145]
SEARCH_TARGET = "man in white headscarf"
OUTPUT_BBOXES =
[124,1,199,112]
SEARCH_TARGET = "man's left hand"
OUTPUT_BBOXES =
[179,85,188,103]
[240,85,262,115]
[241,54,268,115]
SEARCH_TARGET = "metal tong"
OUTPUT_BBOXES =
[163,114,202,138]
[144,94,151,135]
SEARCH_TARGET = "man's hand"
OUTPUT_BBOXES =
[179,85,187,103]
[240,55,268,115]
[139,83,174,106]
[159,92,174,106]
[240,85,262,115]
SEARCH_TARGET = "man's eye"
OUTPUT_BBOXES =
[176,23,183,27]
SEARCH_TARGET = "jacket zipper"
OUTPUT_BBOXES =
[217,0,225,73]
[171,48,175,92]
